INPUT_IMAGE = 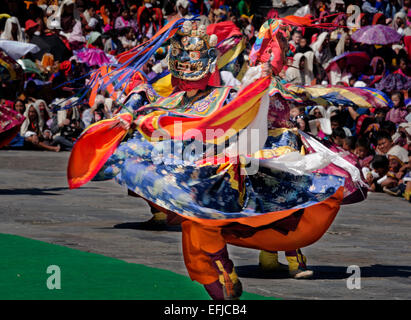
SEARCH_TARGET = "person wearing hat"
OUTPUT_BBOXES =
[24,19,40,40]
[383,144,410,196]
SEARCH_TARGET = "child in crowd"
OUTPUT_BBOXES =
[354,137,374,168]
[342,136,356,153]
[366,155,390,192]
[386,91,408,125]
[330,127,346,147]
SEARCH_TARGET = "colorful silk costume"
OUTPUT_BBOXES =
[67,17,367,299]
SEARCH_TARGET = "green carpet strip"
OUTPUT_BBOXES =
[0,233,276,300]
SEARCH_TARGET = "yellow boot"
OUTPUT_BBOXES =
[139,211,168,227]
[286,252,313,279]
[215,261,243,300]
[259,250,288,272]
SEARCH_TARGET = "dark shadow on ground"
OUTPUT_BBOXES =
[236,264,411,280]
[112,222,182,232]
[0,187,69,196]
[0,187,99,196]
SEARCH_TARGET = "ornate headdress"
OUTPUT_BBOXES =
[168,20,218,81]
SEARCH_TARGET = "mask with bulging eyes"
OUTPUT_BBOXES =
[168,21,218,81]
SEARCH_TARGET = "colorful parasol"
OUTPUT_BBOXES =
[351,25,402,45]
[285,84,392,109]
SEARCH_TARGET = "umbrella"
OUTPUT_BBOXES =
[0,49,23,81]
[75,48,115,67]
[351,25,402,45]
[325,51,370,72]
[361,87,394,108]
[286,85,391,108]
[29,34,71,62]
[17,59,43,77]
[375,73,411,92]
[0,40,40,60]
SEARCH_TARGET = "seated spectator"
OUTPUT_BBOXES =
[375,108,389,124]
[376,130,395,155]
[35,99,52,130]
[54,0,86,49]
[5,99,27,148]
[137,1,163,39]
[295,114,310,133]
[13,99,26,115]
[1,16,25,41]
[393,57,410,78]
[382,120,397,134]
[366,155,390,192]
[285,53,314,85]
[20,102,60,152]
[289,105,303,124]
[103,29,124,55]
[386,91,408,125]
[335,33,352,56]
[383,145,410,195]
[391,12,407,36]
[330,113,352,137]
[81,95,111,128]
[289,29,302,53]
[362,0,381,15]
[311,32,333,70]
[393,123,411,148]
[330,127,346,147]
[119,27,137,50]
[385,0,402,20]
[294,37,312,54]
[328,58,351,85]
[354,137,374,168]
[402,155,411,201]
[115,7,136,32]
[342,136,356,153]
[51,104,83,151]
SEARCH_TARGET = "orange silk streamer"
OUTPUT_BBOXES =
[67,113,133,189]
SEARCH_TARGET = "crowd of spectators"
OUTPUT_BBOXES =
[0,0,410,201]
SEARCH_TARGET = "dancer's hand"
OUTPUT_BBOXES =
[261,62,272,77]
[119,117,130,131]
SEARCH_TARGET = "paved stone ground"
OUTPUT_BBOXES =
[0,150,410,300]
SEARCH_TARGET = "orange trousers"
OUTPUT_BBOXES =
[181,188,343,285]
